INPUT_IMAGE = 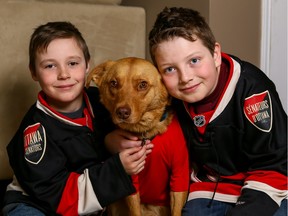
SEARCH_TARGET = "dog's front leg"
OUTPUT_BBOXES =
[170,191,188,216]
[125,192,142,216]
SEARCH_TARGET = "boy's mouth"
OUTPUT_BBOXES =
[180,83,200,93]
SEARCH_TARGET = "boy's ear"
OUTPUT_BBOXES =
[85,61,90,74]
[30,66,38,81]
[213,42,222,68]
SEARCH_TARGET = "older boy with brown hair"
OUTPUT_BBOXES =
[148,7,287,216]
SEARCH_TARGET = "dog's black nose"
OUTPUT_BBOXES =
[116,107,131,119]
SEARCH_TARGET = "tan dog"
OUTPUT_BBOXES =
[86,57,188,216]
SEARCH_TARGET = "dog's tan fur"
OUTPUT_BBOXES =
[86,57,187,216]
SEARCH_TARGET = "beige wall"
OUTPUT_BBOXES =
[121,0,261,67]
[121,0,210,60]
[209,0,261,67]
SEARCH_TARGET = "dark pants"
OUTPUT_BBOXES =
[2,203,45,216]
[182,198,287,216]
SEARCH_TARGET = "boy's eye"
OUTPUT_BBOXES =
[164,67,175,74]
[190,58,200,64]
[69,61,79,66]
[44,64,55,69]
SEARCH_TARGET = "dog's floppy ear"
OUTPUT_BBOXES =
[85,60,115,88]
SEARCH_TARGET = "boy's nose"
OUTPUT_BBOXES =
[58,67,71,79]
[179,68,193,84]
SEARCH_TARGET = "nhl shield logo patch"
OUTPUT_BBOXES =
[24,123,46,164]
[193,115,206,127]
[244,90,272,132]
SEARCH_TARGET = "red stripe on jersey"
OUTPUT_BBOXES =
[57,172,80,216]
[221,172,247,181]
[246,170,288,190]
[190,182,242,196]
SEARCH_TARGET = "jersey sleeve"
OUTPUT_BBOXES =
[56,155,135,215]
[231,61,288,215]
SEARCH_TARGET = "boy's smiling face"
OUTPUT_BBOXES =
[32,38,89,112]
[155,37,222,103]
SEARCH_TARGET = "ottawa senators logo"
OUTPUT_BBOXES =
[23,123,46,164]
[244,91,272,132]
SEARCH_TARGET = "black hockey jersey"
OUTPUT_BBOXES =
[174,53,287,215]
[4,87,135,215]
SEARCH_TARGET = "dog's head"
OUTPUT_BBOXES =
[86,57,171,135]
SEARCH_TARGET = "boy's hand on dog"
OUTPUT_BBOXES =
[119,145,148,175]
[105,129,153,154]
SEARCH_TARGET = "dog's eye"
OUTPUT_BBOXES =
[110,80,117,88]
[138,81,148,90]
